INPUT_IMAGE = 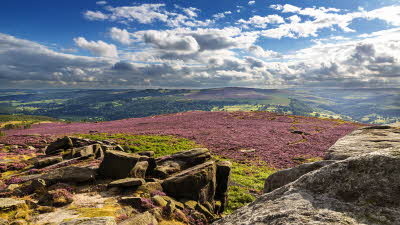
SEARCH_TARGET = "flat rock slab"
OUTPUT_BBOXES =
[0,198,25,211]
[40,166,97,184]
[60,217,117,225]
[325,126,400,160]
[109,178,145,187]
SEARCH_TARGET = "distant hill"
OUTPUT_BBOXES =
[0,87,398,124]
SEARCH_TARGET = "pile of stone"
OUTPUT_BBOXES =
[1,136,231,224]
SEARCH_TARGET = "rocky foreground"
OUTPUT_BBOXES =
[0,136,231,224]
[214,125,400,225]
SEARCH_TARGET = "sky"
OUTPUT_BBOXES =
[0,0,399,89]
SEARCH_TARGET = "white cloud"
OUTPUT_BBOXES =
[248,45,281,58]
[110,27,132,45]
[96,1,107,5]
[84,11,108,21]
[365,5,400,26]
[74,37,118,58]
[248,1,256,6]
[238,15,285,28]
[183,7,199,18]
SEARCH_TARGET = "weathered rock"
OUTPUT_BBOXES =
[0,218,8,225]
[70,145,95,159]
[98,150,141,179]
[214,147,400,225]
[215,161,231,214]
[34,156,63,169]
[263,160,336,193]
[162,161,216,204]
[60,217,117,225]
[38,189,73,207]
[45,136,73,155]
[108,178,145,188]
[138,151,155,157]
[153,160,181,179]
[136,181,163,194]
[196,203,215,221]
[154,148,211,178]
[70,137,99,148]
[151,195,168,207]
[119,211,158,225]
[130,161,148,178]
[0,198,26,211]
[326,126,400,160]
[161,196,184,209]
[40,166,96,184]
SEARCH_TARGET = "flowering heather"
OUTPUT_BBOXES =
[150,190,167,197]
[3,111,362,168]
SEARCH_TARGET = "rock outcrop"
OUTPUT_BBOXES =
[325,125,400,160]
[263,160,336,193]
[0,136,231,224]
[215,126,400,225]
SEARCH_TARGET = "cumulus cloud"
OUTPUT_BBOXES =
[110,27,132,45]
[84,11,108,20]
[248,1,255,6]
[238,15,285,28]
[74,37,118,58]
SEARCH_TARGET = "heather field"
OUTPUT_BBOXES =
[2,111,362,168]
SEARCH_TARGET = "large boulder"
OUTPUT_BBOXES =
[40,166,97,184]
[60,217,117,225]
[98,150,141,179]
[214,161,232,214]
[45,136,73,155]
[130,161,148,178]
[162,161,216,204]
[325,126,400,160]
[154,148,211,178]
[214,147,400,225]
[263,160,336,193]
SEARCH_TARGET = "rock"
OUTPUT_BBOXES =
[26,146,35,151]
[0,198,26,211]
[325,126,400,160]
[161,196,184,209]
[98,150,141,179]
[136,181,163,194]
[38,189,73,207]
[214,147,400,225]
[119,211,158,225]
[183,200,198,210]
[162,161,216,204]
[130,161,148,178]
[215,161,231,214]
[196,203,215,221]
[157,148,211,169]
[60,217,117,225]
[138,151,155,157]
[40,166,96,184]
[70,145,95,159]
[108,178,145,188]
[263,160,337,193]
[70,137,98,148]
[119,197,142,207]
[9,220,27,225]
[34,156,63,169]
[45,136,73,155]
[154,148,211,178]
[153,160,181,179]
[151,195,168,207]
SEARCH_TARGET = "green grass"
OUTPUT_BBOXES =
[76,133,201,157]
[214,156,277,214]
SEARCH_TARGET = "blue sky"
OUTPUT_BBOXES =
[0,0,399,88]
